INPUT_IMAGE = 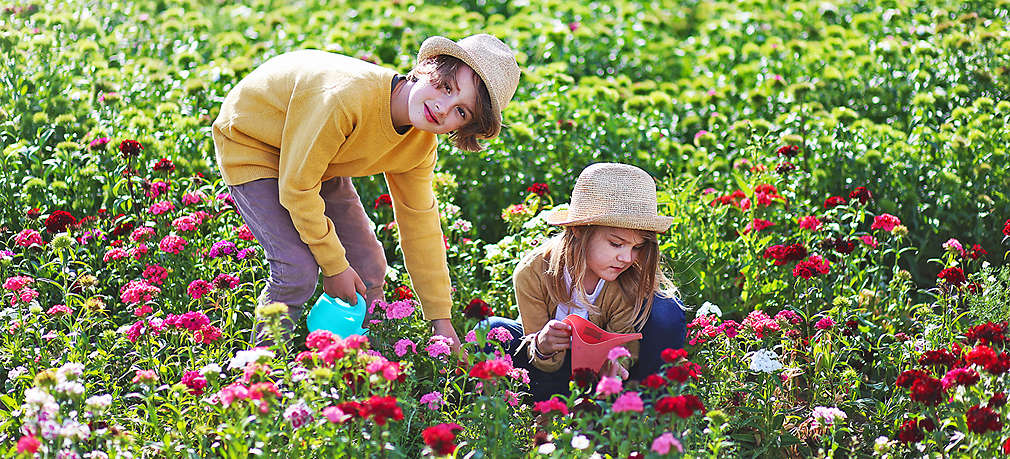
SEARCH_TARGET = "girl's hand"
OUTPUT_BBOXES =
[601,360,630,380]
[535,320,572,356]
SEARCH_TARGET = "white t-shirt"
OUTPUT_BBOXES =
[554,271,605,321]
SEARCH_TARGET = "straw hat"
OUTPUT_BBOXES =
[545,163,673,232]
[417,34,520,139]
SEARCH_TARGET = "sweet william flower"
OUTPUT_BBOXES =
[871,214,901,232]
[533,397,568,416]
[463,298,492,319]
[966,405,1003,434]
[823,195,847,209]
[15,228,44,247]
[612,392,644,412]
[119,139,143,158]
[798,215,822,231]
[423,423,463,456]
[651,432,684,454]
[16,435,40,454]
[45,210,76,233]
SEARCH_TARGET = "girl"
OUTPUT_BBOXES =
[483,163,686,401]
[213,34,520,349]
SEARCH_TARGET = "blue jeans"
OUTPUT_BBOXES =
[478,293,686,402]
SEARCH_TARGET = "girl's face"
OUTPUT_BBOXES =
[582,227,646,291]
[406,64,479,134]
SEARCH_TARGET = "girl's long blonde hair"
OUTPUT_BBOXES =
[541,225,678,331]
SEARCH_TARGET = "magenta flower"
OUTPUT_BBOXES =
[595,376,623,396]
[420,391,444,410]
[798,216,822,231]
[487,326,514,343]
[181,192,205,206]
[612,392,644,412]
[870,213,901,232]
[159,235,187,254]
[815,317,835,330]
[14,229,43,247]
[3,276,34,291]
[322,405,351,423]
[148,201,176,215]
[426,335,453,359]
[860,235,879,248]
[187,280,212,299]
[384,300,415,320]
[394,339,416,357]
[46,304,72,317]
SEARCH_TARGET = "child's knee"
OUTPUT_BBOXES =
[649,296,686,335]
[266,263,319,306]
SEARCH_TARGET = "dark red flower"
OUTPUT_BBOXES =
[848,186,872,204]
[823,196,847,209]
[661,348,687,363]
[967,345,998,367]
[361,396,403,426]
[111,220,134,238]
[394,285,413,300]
[793,255,830,279]
[821,237,855,255]
[374,193,392,209]
[533,397,568,416]
[896,370,930,388]
[526,183,549,197]
[422,423,463,456]
[336,401,363,418]
[152,158,175,173]
[45,210,77,233]
[26,208,41,219]
[1003,219,1010,237]
[989,392,1007,409]
[896,419,924,443]
[640,374,666,389]
[985,352,1010,375]
[655,395,704,418]
[776,145,799,157]
[919,349,958,368]
[572,368,599,388]
[966,405,1003,434]
[964,322,1007,346]
[919,417,937,432]
[967,244,987,260]
[775,162,795,175]
[119,139,143,158]
[937,267,966,288]
[909,376,945,406]
[463,298,492,320]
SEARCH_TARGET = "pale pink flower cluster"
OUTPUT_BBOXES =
[129,243,148,259]
[607,346,631,361]
[612,392,644,412]
[487,326,514,343]
[943,238,965,257]
[102,248,129,262]
[172,215,199,232]
[365,356,401,381]
[15,229,43,247]
[148,201,175,215]
[181,191,205,206]
[383,300,415,320]
[651,432,684,454]
[420,391,444,410]
[810,406,847,428]
[426,335,453,359]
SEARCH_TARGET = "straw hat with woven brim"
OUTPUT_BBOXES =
[417,34,520,139]
[545,163,673,233]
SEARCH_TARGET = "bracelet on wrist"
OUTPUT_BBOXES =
[533,335,557,360]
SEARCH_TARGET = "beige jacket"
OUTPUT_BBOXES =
[513,248,642,373]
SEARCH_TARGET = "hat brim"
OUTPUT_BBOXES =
[544,208,674,233]
[417,36,503,139]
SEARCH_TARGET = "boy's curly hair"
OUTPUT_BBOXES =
[407,55,496,152]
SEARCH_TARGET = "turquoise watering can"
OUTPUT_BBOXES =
[306,292,368,338]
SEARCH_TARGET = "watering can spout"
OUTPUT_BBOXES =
[562,314,642,375]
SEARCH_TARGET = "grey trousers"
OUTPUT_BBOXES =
[229,177,387,342]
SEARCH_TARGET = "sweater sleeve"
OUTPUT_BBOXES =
[384,148,453,320]
[276,88,351,277]
[514,256,566,373]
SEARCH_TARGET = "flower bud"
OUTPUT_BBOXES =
[256,302,288,318]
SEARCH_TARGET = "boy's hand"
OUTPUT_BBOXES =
[323,267,366,304]
[535,320,572,355]
[431,319,463,355]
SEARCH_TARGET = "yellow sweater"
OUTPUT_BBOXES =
[212,50,452,320]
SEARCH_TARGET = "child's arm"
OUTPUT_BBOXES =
[514,257,567,372]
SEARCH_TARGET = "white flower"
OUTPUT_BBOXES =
[749,349,783,373]
[55,380,85,397]
[537,443,556,455]
[85,394,112,411]
[442,203,461,217]
[25,387,56,408]
[200,363,222,376]
[810,406,847,426]
[8,366,26,380]
[59,421,91,441]
[571,434,590,450]
[85,451,109,459]
[228,348,275,370]
[697,301,722,318]
[451,219,472,232]
[57,362,85,379]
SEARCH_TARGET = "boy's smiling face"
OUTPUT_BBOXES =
[406,64,479,134]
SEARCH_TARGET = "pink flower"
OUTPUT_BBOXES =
[420,391,444,410]
[181,370,208,395]
[394,339,416,357]
[504,390,520,407]
[212,273,240,290]
[148,201,176,215]
[181,192,205,206]
[129,243,149,259]
[465,330,478,343]
[3,276,34,291]
[16,435,41,454]
[132,369,158,385]
[119,280,161,305]
[815,317,835,330]
[942,238,965,257]
[612,392,644,412]
[15,229,43,247]
[870,213,901,232]
[322,405,351,423]
[608,346,631,361]
[596,376,623,396]
[487,326,514,343]
[194,325,222,344]
[426,335,453,359]
[384,300,415,320]
[219,382,249,407]
[742,218,776,235]
[142,264,168,285]
[798,216,822,231]
[102,247,129,262]
[130,226,156,242]
[11,287,39,306]
[172,215,199,232]
[46,304,72,317]
[159,235,187,254]
[860,235,879,248]
[186,280,212,299]
[651,432,684,455]
[235,224,255,241]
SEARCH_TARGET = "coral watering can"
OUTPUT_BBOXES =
[562,314,642,376]
[306,292,368,338]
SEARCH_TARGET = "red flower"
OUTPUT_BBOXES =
[792,255,830,279]
[896,419,924,443]
[526,183,549,197]
[896,370,930,388]
[763,243,807,265]
[468,359,511,380]
[655,395,704,418]
[937,267,966,288]
[119,139,143,158]
[823,196,847,209]
[571,368,599,388]
[361,396,403,426]
[989,392,1007,409]
[986,352,1010,375]
[1004,437,1010,455]
[640,374,666,389]
[374,193,392,209]
[337,401,364,418]
[463,298,492,320]
[533,397,569,416]
[919,349,958,368]
[152,158,175,173]
[775,162,795,175]
[909,376,945,406]
[665,362,702,383]
[26,207,41,219]
[919,417,937,432]
[964,322,1007,346]
[742,218,775,234]
[661,348,687,363]
[776,145,799,157]
[848,186,872,204]
[967,345,998,367]
[16,435,40,454]
[968,244,987,260]
[44,210,77,233]
[423,423,463,456]
[394,285,413,300]
[966,405,1003,434]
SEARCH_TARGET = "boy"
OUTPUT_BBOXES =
[213,34,520,350]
